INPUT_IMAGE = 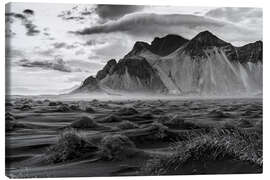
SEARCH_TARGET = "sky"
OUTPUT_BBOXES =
[5,3,262,95]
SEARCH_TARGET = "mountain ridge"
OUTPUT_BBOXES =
[72,30,263,96]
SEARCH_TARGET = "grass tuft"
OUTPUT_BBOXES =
[98,134,136,160]
[142,127,262,175]
[47,128,97,163]
[70,116,104,129]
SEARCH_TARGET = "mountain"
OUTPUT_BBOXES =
[72,76,102,94]
[73,30,262,96]
[236,41,263,63]
[125,34,188,58]
[98,57,167,93]
[149,34,189,56]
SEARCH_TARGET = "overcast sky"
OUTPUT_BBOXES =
[5,3,262,95]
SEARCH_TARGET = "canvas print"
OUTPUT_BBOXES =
[5,3,263,178]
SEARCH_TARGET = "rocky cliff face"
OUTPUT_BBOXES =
[73,30,262,96]
[73,76,101,93]
[99,57,167,93]
[236,41,263,63]
[96,59,117,81]
[125,34,188,58]
[149,34,188,56]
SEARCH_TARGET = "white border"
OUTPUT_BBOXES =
[1,0,269,180]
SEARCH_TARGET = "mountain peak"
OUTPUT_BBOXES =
[192,30,228,45]
[150,34,189,56]
[72,75,101,93]
[151,34,187,44]
[125,34,189,58]
[237,40,263,63]
[125,41,150,58]
[184,30,230,57]
[197,30,213,36]
[96,59,117,81]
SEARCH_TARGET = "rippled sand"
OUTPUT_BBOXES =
[5,97,262,178]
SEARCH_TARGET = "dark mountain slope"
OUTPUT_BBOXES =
[236,41,263,63]
[125,34,188,58]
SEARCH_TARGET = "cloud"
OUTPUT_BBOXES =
[53,42,67,49]
[18,58,72,72]
[58,5,144,23]
[95,4,144,20]
[52,42,78,49]
[5,10,40,36]
[34,48,55,57]
[58,5,95,22]
[5,29,16,37]
[82,39,106,46]
[23,9,34,15]
[75,49,85,55]
[71,13,261,45]
[84,39,98,46]
[6,48,24,59]
[71,13,225,36]
[205,7,262,23]
[66,59,104,73]
[24,22,40,36]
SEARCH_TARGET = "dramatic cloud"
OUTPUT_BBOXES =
[58,4,144,23]
[72,13,224,36]
[205,7,262,23]
[18,58,72,72]
[71,12,261,45]
[95,4,144,20]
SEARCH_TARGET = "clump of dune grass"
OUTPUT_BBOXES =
[70,116,106,129]
[18,104,32,111]
[47,128,97,163]
[6,112,15,121]
[98,134,136,160]
[85,106,96,113]
[142,127,262,175]
[118,121,139,130]
[56,104,71,112]
[140,122,169,140]
[69,104,81,111]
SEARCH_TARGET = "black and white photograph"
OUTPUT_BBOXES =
[5,2,263,178]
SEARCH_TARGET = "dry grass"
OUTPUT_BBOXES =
[70,116,107,129]
[98,134,136,160]
[142,127,262,175]
[47,128,97,163]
